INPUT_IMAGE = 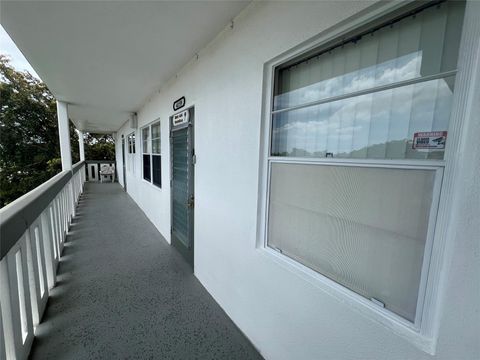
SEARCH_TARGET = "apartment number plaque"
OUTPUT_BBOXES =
[173,96,186,111]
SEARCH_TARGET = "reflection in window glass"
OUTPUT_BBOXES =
[129,133,136,154]
[151,123,161,155]
[142,127,150,154]
[274,1,464,111]
[127,133,136,154]
[272,77,454,160]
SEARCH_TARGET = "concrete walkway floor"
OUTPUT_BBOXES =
[30,183,263,360]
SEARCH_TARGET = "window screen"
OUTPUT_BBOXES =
[268,163,436,322]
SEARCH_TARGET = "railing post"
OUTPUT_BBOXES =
[57,101,72,171]
[78,130,85,162]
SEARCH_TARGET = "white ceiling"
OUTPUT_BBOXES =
[1,1,249,132]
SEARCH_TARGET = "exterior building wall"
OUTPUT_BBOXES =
[115,1,480,359]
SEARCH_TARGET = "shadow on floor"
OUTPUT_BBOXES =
[29,182,263,360]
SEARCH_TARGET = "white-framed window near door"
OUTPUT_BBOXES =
[142,121,161,188]
[142,127,151,182]
[127,132,136,173]
[266,0,465,325]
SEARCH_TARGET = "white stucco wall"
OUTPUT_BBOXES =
[115,1,480,359]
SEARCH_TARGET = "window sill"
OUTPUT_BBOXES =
[141,178,162,192]
[259,246,436,354]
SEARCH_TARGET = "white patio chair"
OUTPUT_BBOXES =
[99,163,115,183]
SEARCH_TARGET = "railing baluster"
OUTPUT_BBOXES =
[4,235,34,359]
[24,229,39,328]
[0,295,6,360]
[53,200,61,263]
[26,219,49,327]
[0,258,15,359]
[42,209,56,290]
[0,161,86,360]
[61,192,66,242]
[60,193,64,248]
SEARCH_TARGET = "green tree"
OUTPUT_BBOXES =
[0,56,79,207]
[84,133,115,160]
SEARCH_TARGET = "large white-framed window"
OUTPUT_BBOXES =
[260,0,466,346]
[142,121,161,188]
[127,132,136,173]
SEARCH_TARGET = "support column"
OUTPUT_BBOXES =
[56,101,72,171]
[77,130,85,161]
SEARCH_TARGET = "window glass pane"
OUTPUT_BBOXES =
[271,76,454,160]
[267,162,436,322]
[152,122,160,138]
[152,155,161,187]
[142,128,150,154]
[273,1,464,110]
[152,138,161,154]
[151,123,161,154]
[143,155,151,181]
[132,134,136,153]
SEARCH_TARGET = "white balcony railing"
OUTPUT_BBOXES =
[0,160,86,360]
[85,160,116,182]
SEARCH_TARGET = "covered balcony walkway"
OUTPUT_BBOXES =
[29,182,262,359]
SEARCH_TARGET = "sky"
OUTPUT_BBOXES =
[0,24,41,80]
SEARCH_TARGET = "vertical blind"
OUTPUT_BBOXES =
[272,1,465,160]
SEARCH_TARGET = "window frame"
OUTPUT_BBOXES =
[142,127,151,182]
[126,132,136,173]
[141,120,162,189]
[257,0,469,353]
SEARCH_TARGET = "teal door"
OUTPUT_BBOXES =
[170,107,194,267]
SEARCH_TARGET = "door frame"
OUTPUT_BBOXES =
[170,106,195,268]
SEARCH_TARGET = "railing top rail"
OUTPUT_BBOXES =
[85,160,115,164]
[72,160,86,174]
[0,160,85,259]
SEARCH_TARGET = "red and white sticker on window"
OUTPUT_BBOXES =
[412,131,447,150]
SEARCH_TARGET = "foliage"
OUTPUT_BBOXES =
[84,133,115,160]
[0,56,114,207]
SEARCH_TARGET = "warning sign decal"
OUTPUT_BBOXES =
[412,131,447,150]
